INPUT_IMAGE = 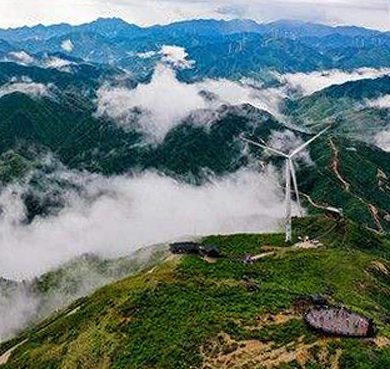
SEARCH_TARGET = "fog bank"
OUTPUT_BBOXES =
[0,167,289,280]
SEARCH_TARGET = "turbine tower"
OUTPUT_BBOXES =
[241,127,330,243]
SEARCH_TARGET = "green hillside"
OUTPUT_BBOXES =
[286,76,390,144]
[298,136,390,232]
[3,88,390,233]
[2,217,390,369]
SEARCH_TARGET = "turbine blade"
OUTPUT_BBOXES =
[289,159,302,217]
[240,136,289,158]
[289,126,331,158]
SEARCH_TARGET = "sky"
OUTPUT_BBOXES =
[0,0,389,30]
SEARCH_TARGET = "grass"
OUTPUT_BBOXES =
[2,216,390,368]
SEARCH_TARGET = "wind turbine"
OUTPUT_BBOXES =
[241,126,331,243]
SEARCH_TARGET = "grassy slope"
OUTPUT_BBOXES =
[2,217,390,368]
[297,136,390,233]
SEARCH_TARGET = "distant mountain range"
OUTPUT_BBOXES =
[1,18,388,42]
[1,18,390,78]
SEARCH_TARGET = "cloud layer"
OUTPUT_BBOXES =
[375,130,390,152]
[0,166,289,280]
[267,130,314,165]
[4,51,35,65]
[96,64,208,140]
[44,56,75,70]
[367,95,390,111]
[96,64,288,141]
[0,78,53,99]
[96,55,390,142]
[160,45,195,70]
[278,68,390,97]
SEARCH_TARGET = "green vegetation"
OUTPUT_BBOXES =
[0,92,280,180]
[297,135,390,233]
[2,64,390,235]
[2,217,390,368]
[287,76,390,145]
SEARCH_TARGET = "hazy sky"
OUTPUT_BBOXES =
[0,0,389,30]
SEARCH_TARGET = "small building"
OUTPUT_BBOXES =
[170,242,222,258]
[170,242,201,255]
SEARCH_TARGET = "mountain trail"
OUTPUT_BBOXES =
[368,204,384,232]
[0,340,28,365]
[329,139,350,192]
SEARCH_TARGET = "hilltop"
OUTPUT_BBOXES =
[2,216,390,368]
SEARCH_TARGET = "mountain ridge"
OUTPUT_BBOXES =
[1,17,387,38]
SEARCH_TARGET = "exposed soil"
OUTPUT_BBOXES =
[329,139,350,192]
[202,332,323,369]
[0,340,28,365]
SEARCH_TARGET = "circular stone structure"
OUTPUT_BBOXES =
[304,307,376,338]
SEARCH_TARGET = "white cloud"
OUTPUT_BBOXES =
[278,68,390,97]
[366,96,390,152]
[96,61,390,143]
[5,51,35,65]
[369,99,390,151]
[367,95,390,110]
[0,241,161,341]
[136,51,158,59]
[96,63,208,141]
[61,39,74,53]
[0,167,289,281]
[374,130,390,152]
[0,285,39,341]
[134,46,195,69]
[96,62,288,141]
[44,56,75,70]
[0,78,53,99]
[199,78,286,118]
[160,45,195,70]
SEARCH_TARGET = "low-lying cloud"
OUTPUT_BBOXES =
[0,166,289,281]
[160,45,195,70]
[44,56,75,70]
[134,45,195,70]
[5,51,35,65]
[199,78,285,118]
[0,155,294,340]
[362,95,390,151]
[96,53,390,142]
[0,77,53,99]
[96,64,208,141]
[367,95,390,110]
[61,39,74,53]
[96,62,286,141]
[374,130,390,152]
[0,244,163,341]
[0,284,39,341]
[278,68,390,96]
